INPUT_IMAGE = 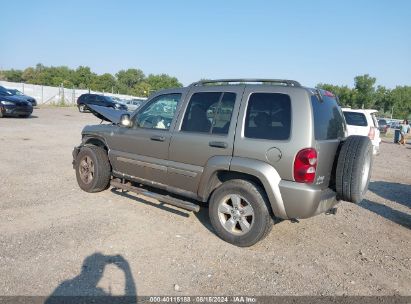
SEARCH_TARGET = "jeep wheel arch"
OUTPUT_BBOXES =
[199,157,288,219]
[83,137,109,151]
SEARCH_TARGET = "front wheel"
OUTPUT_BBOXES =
[78,104,87,113]
[75,146,111,192]
[209,179,273,247]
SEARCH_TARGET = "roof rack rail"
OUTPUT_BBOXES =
[190,79,301,87]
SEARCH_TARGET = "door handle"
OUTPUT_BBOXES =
[150,135,166,142]
[209,141,228,149]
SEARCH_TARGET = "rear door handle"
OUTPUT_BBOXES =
[150,135,166,142]
[209,141,228,149]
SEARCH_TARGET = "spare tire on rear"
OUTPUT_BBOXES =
[335,135,373,204]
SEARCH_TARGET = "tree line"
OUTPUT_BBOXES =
[317,74,410,119]
[0,64,182,97]
[0,65,409,118]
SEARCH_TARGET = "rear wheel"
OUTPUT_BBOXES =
[75,146,111,192]
[209,179,273,247]
[335,136,373,204]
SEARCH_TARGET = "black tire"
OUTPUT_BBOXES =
[75,145,111,193]
[209,179,273,247]
[19,114,31,118]
[335,136,373,204]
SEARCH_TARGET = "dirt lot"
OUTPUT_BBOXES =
[0,107,410,297]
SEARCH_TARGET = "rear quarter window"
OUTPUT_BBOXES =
[311,95,345,140]
[343,111,368,127]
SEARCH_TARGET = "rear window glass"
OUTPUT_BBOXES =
[244,93,291,140]
[311,95,345,140]
[181,92,236,135]
[378,119,387,126]
[343,111,368,127]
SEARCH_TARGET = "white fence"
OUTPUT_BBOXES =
[0,81,146,105]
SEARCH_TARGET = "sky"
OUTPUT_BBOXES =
[1,0,410,88]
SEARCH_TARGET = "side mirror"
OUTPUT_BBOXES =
[119,114,132,127]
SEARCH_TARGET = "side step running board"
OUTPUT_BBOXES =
[110,180,200,212]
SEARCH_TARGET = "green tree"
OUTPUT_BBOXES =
[374,85,393,114]
[354,74,376,108]
[91,73,117,92]
[116,69,145,91]
[145,74,182,91]
[316,83,356,107]
[390,86,411,119]
[73,66,97,89]
[21,67,36,83]
[132,81,152,97]
[3,69,23,82]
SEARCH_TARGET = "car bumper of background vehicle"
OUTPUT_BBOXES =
[1,104,33,116]
[279,180,339,219]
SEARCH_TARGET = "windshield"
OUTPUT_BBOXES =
[103,96,116,103]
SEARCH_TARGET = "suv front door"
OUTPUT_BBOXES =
[167,86,245,196]
[107,92,183,185]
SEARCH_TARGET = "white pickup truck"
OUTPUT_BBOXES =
[342,108,381,155]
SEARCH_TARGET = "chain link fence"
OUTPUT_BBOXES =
[0,81,145,105]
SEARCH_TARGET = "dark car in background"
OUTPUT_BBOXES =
[77,94,128,112]
[6,88,37,106]
[0,86,33,118]
[377,119,388,134]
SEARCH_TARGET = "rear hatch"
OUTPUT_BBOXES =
[343,111,370,136]
[343,110,380,146]
[310,90,346,190]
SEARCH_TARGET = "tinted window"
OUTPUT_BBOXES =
[378,119,387,126]
[244,93,291,140]
[343,111,368,127]
[82,94,94,102]
[181,92,236,134]
[211,93,236,134]
[103,96,115,103]
[311,95,345,140]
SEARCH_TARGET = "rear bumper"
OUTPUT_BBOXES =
[279,180,339,219]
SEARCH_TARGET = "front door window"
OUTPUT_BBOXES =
[134,93,181,130]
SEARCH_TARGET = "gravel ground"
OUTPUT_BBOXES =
[0,107,410,297]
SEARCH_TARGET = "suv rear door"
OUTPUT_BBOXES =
[343,110,370,137]
[233,86,313,182]
[167,85,245,196]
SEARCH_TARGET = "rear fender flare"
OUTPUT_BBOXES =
[199,156,288,219]
[229,157,288,219]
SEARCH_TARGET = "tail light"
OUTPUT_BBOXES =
[368,127,375,140]
[294,148,317,183]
